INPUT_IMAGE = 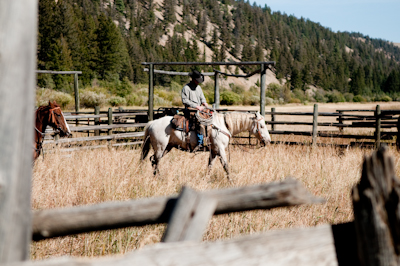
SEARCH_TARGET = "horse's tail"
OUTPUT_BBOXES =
[140,122,153,161]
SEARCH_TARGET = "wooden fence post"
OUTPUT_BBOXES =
[74,73,79,113]
[352,146,400,265]
[0,0,37,262]
[312,104,318,145]
[108,108,113,136]
[338,110,343,133]
[271,107,276,132]
[148,63,154,121]
[260,64,266,117]
[214,72,220,109]
[396,116,400,151]
[162,186,217,243]
[375,105,381,149]
[94,106,100,136]
[74,74,79,126]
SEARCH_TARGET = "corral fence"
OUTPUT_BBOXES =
[43,104,400,152]
[2,2,400,264]
[5,147,400,266]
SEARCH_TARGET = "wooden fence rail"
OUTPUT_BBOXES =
[32,178,322,241]
[43,105,400,153]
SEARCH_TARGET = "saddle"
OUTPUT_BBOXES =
[171,114,190,133]
[171,109,214,151]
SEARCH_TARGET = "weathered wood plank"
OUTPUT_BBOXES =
[162,187,217,242]
[36,70,82,74]
[312,104,319,145]
[352,146,400,265]
[0,0,37,262]
[68,123,147,132]
[10,225,338,266]
[32,178,324,241]
[43,132,144,144]
[64,112,145,120]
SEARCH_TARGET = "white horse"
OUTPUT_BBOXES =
[140,111,271,179]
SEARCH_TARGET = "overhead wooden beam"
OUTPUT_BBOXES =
[0,0,37,263]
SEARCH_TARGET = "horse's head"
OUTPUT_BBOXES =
[46,101,71,137]
[251,112,271,146]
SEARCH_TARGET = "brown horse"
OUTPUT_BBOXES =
[34,101,71,160]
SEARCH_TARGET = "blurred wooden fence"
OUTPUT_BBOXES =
[6,147,400,266]
[44,104,400,153]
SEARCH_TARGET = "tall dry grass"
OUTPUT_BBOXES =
[31,140,400,260]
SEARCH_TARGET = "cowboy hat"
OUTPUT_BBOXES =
[189,70,204,83]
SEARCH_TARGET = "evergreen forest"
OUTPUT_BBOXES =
[37,0,400,107]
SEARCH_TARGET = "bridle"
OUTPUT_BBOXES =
[254,116,264,142]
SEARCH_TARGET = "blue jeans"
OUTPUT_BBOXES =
[197,133,203,146]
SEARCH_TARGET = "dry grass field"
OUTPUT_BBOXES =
[31,102,400,260]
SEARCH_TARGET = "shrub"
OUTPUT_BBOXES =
[220,91,242,105]
[343,93,354,102]
[289,98,301,104]
[231,84,245,95]
[242,91,259,106]
[353,95,367,102]
[170,81,182,92]
[201,81,214,92]
[36,88,74,109]
[108,96,127,107]
[375,95,392,102]
[292,88,307,103]
[326,90,345,103]
[383,95,392,102]
[154,95,171,106]
[155,88,180,103]
[203,90,215,104]
[314,90,328,103]
[80,90,106,108]
[171,96,183,106]
[266,83,282,99]
[115,77,134,97]
[126,94,147,106]
[265,97,274,105]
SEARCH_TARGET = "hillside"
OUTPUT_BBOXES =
[37,0,400,103]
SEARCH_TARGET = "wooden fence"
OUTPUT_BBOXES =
[43,108,148,152]
[43,104,400,153]
[5,146,400,265]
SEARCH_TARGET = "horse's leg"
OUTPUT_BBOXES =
[218,149,230,180]
[207,150,218,175]
[150,141,169,176]
[163,144,174,156]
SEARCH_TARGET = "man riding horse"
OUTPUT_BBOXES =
[181,70,209,151]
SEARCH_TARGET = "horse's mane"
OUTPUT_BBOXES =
[223,112,254,135]
[36,102,60,114]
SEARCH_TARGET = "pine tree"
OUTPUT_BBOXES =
[96,13,128,80]
[163,0,177,24]
[383,70,400,93]
[115,0,125,14]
